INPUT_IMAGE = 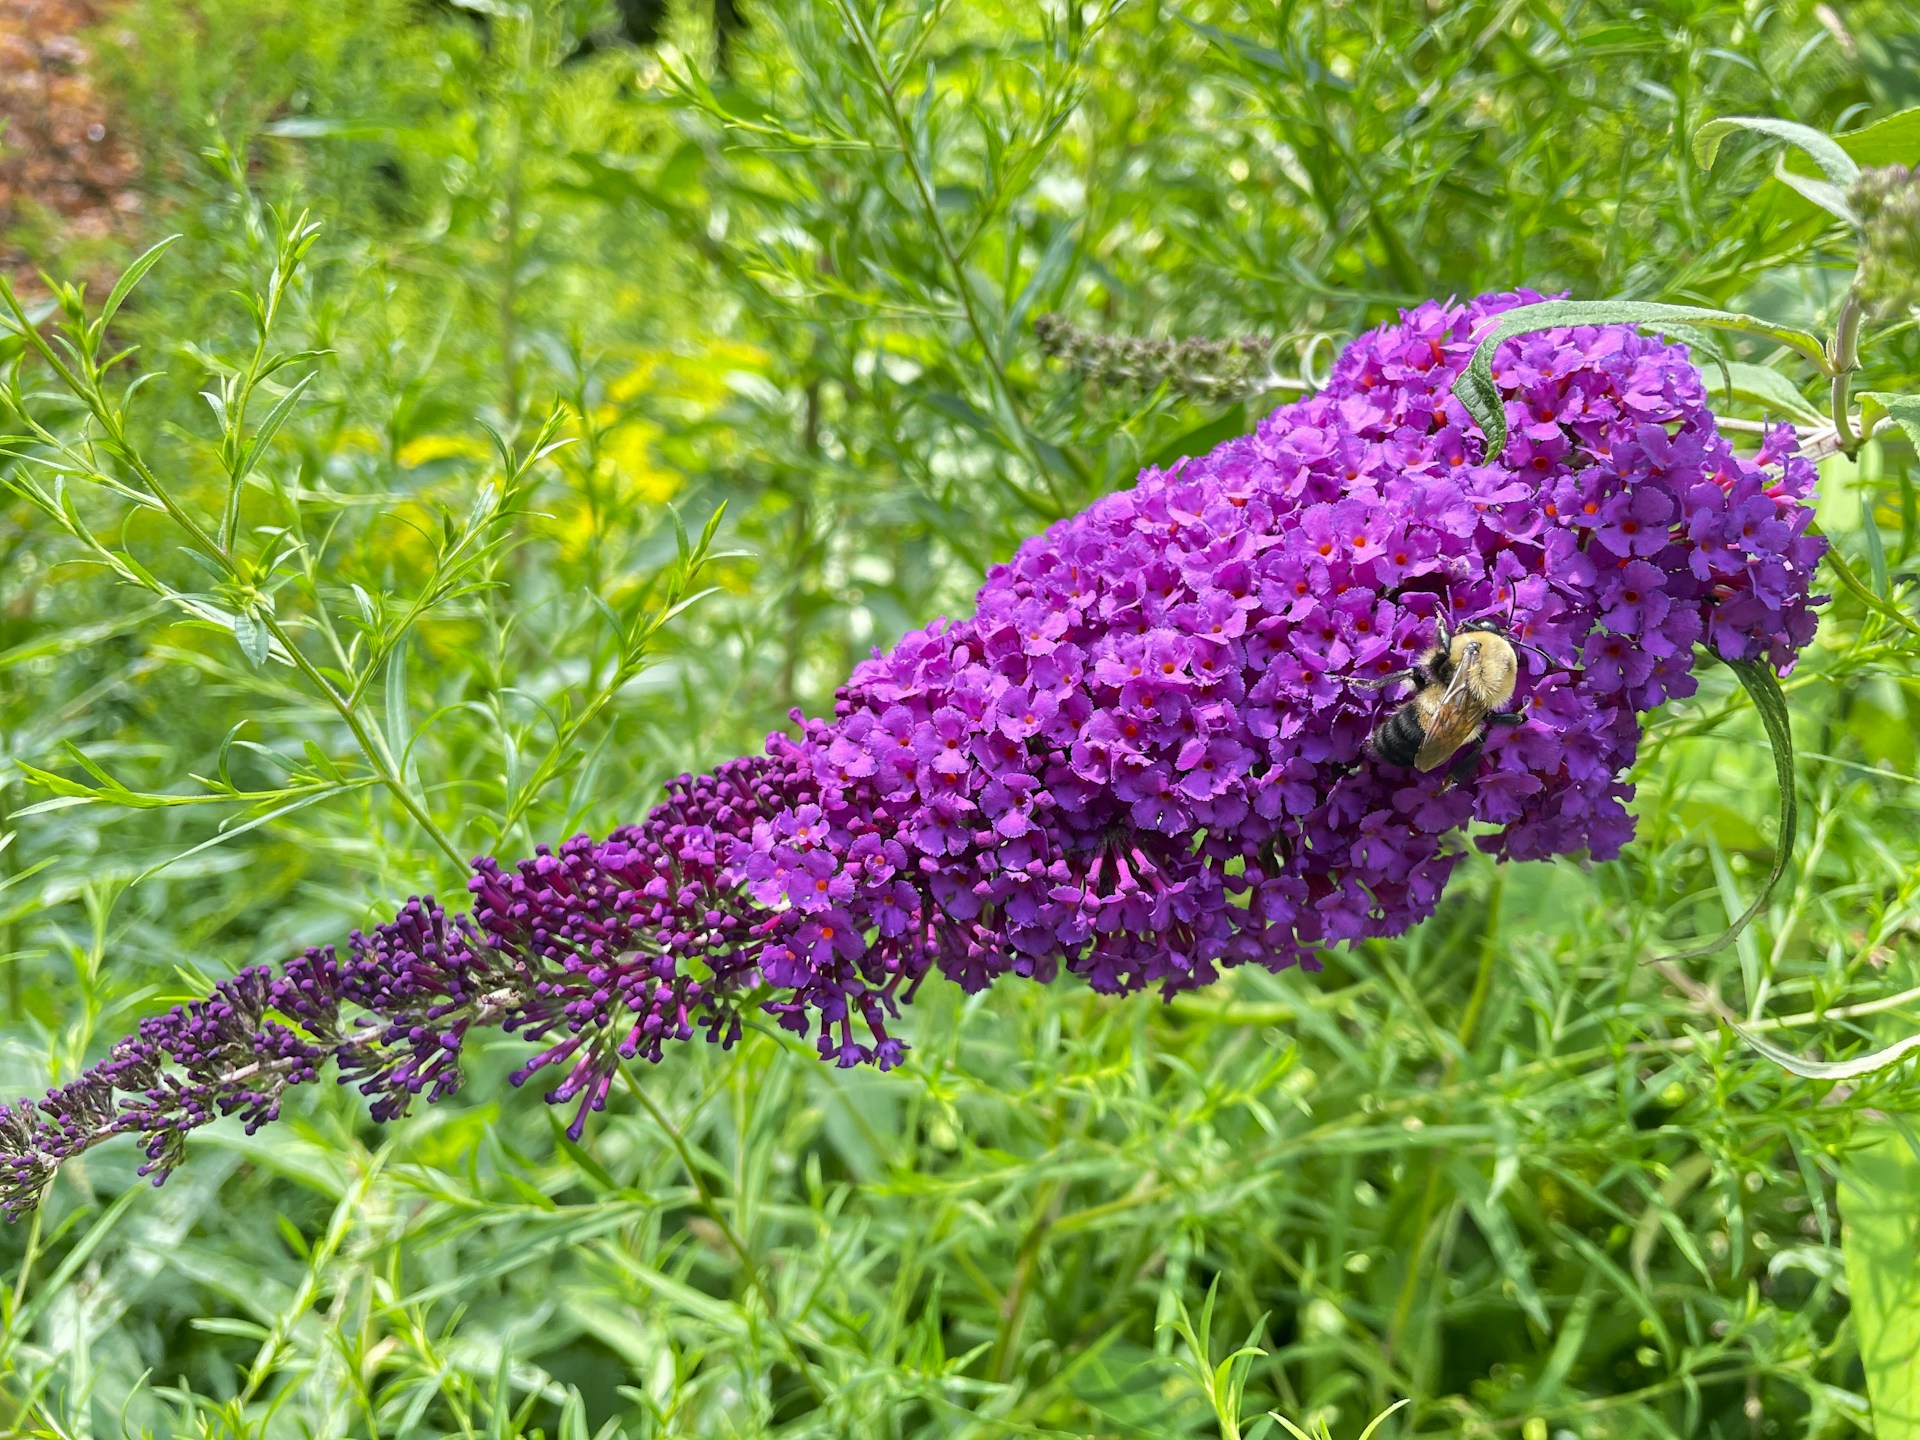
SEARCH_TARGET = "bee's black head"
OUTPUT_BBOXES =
[1459,617,1508,637]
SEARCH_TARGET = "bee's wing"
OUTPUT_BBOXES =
[1414,649,1490,771]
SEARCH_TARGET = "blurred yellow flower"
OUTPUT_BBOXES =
[596,412,680,505]
[396,433,496,468]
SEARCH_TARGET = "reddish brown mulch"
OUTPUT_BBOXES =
[0,0,141,290]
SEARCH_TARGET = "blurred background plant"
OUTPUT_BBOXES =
[2,0,1920,1435]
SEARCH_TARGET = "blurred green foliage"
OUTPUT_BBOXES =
[3,0,1920,1435]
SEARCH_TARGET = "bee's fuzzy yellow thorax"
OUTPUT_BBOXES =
[1449,632,1519,707]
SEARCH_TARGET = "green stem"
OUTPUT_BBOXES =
[491,581,685,846]
[833,1,1074,517]
[0,284,468,874]
[219,250,295,552]
[1829,290,1865,456]
[1813,525,1920,639]
[616,1063,831,1405]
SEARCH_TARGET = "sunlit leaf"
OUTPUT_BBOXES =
[1843,1129,1920,1440]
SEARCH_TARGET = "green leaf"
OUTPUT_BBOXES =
[1733,1024,1920,1081]
[548,1114,620,1194]
[1447,1157,1548,1330]
[12,1187,142,1335]
[1863,502,1891,599]
[385,633,413,771]
[1149,406,1252,473]
[1729,108,1920,231]
[1770,153,1859,226]
[1453,301,1828,457]
[1861,391,1920,451]
[1844,1129,1920,1438]
[98,234,182,328]
[1815,525,1920,640]
[234,370,316,481]
[132,785,364,884]
[1656,658,1797,963]
[1356,1401,1413,1440]
[1004,221,1080,349]
[1693,116,1861,189]
[921,388,1003,443]
[232,609,270,668]
[1833,105,1920,169]
[1715,361,1826,425]
[189,1316,273,1341]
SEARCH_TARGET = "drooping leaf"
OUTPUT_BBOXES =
[1770,153,1859,226]
[1454,301,1828,456]
[1693,116,1861,189]
[1731,107,1920,228]
[1656,657,1797,962]
[1733,1024,1920,1081]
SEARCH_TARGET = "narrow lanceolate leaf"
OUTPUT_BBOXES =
[1842,1129,1920,1439]
[385,634,414,772]
[235,371,317,482]
[1447,1157,1549,1330]
[1454,301,1830,456]
[1656,658,1797,963]
[1692,116,1862,190]
[1734,1025,1920,1082]
[97,234,183,328]
[1863,503,1891,599]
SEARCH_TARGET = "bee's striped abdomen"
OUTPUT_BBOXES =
[1371,705,1427,768]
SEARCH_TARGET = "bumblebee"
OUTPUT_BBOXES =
[1353,616,1527,776]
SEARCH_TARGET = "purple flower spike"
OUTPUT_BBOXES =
[0,293,1824,1219]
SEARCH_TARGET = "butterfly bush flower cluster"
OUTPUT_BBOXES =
[0,292,1824,1218]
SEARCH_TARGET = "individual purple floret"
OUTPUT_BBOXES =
[0,292,1825,1218]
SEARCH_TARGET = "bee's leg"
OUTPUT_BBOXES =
[1439,742,1485,793]
[1351,663,1424,691]
[1350,671,1411,691]
[1440,712,1525,790]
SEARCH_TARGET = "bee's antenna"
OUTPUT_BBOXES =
[1495,580,1558,671]
[1509,635,1555,666]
